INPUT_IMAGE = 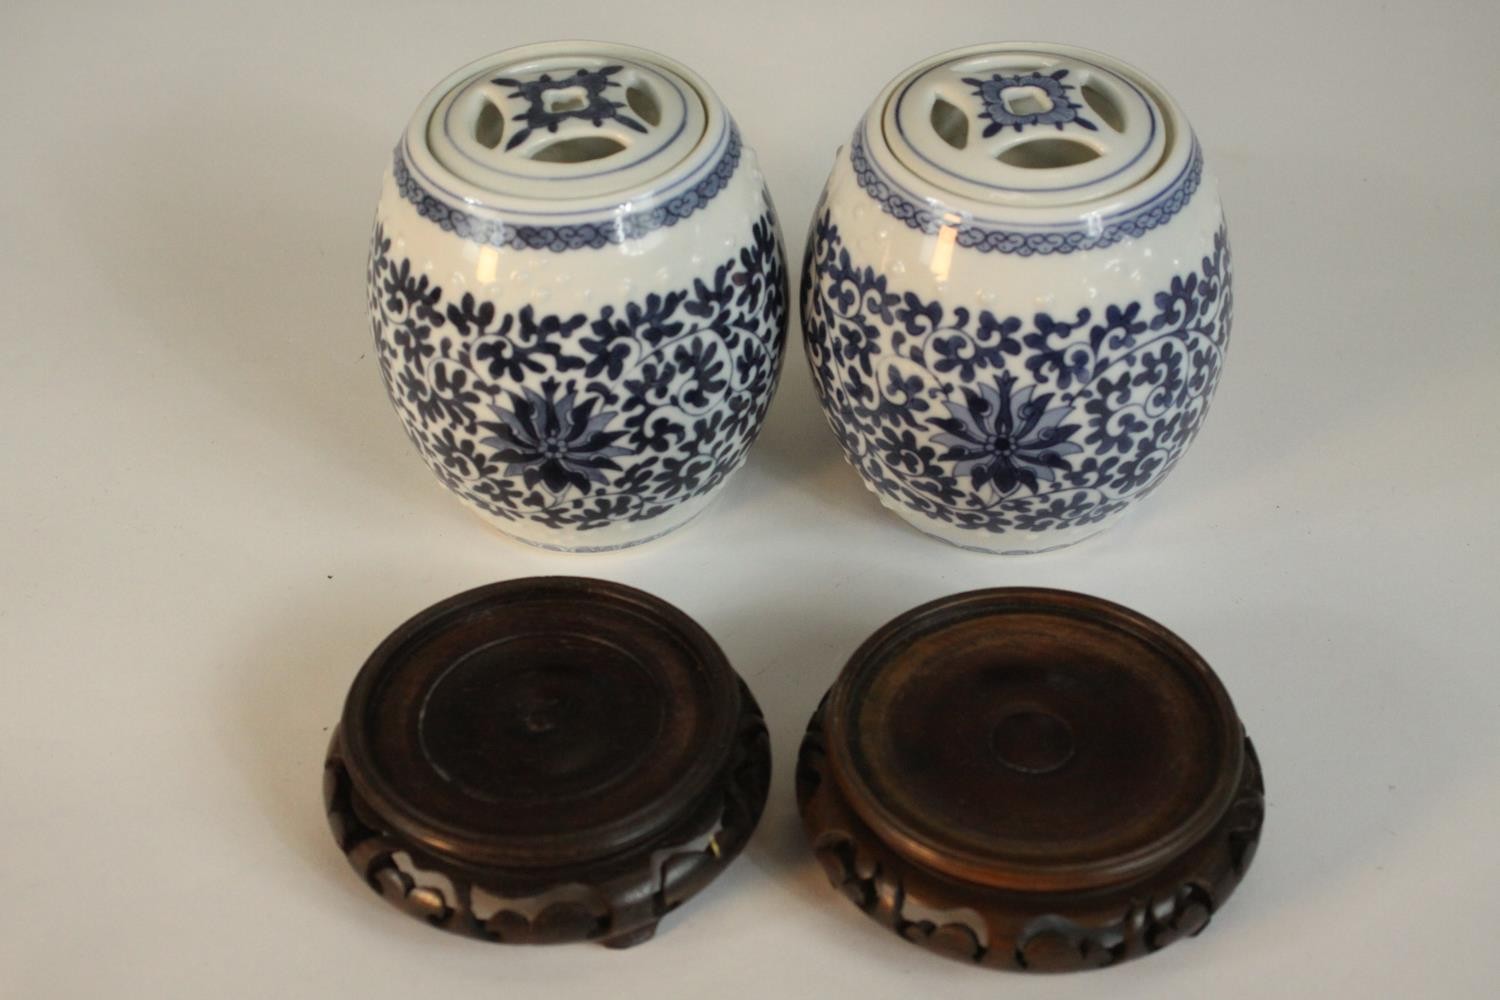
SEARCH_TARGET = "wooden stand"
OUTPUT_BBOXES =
[324,577,771,947]
[796,588,1264,971]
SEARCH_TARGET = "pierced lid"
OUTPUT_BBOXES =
[882,45,1170,208]
[413,42,713,202]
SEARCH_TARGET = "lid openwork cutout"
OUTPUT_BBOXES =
[884,47,1170,208]
[423,50,709,201]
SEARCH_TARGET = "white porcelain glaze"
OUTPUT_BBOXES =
[803,43,1231,553]
[370,42,787,551]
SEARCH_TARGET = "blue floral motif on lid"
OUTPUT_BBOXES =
[964,69,1097,136]
[491,65,648,150]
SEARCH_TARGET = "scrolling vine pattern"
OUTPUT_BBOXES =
[369,209,786,533]
[801,211,1231,537]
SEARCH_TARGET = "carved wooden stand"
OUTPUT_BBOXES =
[796,588,1264,972]
[324,577,771,948]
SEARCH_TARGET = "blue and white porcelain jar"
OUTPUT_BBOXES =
[803,43,1231,553]
[370,43,787,550]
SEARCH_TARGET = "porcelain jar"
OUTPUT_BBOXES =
[802,43,1231,553]
[369,42,787,551]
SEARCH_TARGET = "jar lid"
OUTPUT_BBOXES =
[798,588,1264,971]
[324,577,770,948]
[403,41,721,207]
[864,42,1194,216]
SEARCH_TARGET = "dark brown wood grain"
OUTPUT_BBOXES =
[796,588,1264,972]
[324,577,771,948]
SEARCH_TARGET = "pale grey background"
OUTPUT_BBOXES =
[3,1,1497,996]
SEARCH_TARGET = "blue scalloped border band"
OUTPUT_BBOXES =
[849,127,1203,256]
[392,125,744,253]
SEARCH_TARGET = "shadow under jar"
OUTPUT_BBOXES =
[802,43,1231,553]
[369,42,788,551]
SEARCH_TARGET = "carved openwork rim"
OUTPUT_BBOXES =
[797,696,1265,972]
[325,679,771,948]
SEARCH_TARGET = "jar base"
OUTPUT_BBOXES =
[889,503,1127,555]
[463,490,715,552]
